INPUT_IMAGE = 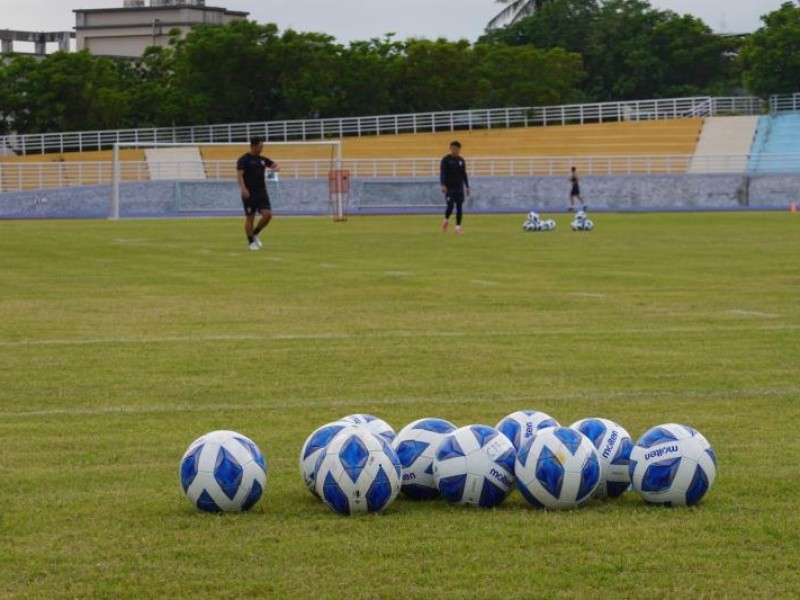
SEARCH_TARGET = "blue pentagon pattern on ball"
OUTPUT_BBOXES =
[314,427,402,515]
[179,430,268,513]
[393,418,458,500]
[629,423,717,506]
[496,410,560,451]
[569,417,633,498]
[515,427,600,510]
[298,421,358,496]
[432,424,516,508]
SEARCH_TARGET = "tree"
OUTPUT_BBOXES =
[740,2,800,96]
[473,45,584,107]
[488,0,549,29]
[481,0,737,101]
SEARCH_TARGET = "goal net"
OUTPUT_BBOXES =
[110,140,345,220]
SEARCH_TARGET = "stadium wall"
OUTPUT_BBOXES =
[0,174,797,219]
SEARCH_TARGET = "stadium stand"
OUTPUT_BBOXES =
[0,149,144,191]
[0,118,704,189]
[747,113,800,173]
[689,116,759,173]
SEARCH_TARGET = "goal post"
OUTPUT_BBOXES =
[110,140,344,220]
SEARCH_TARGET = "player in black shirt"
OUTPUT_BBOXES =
[237,136,280,250]
[568,166,586,212]
[440,141,470,234]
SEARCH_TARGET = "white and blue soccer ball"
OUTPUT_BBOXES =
[515,427,601,510]
[542,219,556,231]
[393,418,458,500]
[340,413,396,444]
[432,424,516,508]
[314,428,402,515]
[496,410,560,451]
[629,424,717,507]
[180,430,268,513]
[299,421,357,496]
[571,211,594,231]
[523,211,542,231]
[569,418,633,498]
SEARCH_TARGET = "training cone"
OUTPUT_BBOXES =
[791,202,797,213]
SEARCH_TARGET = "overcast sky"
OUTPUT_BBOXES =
[0,0,790,44]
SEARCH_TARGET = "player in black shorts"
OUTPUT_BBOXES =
[237,136,280,251]
[440,141,470,234]
[568,166,586,212]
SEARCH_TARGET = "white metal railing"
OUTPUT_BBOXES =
[770,94,800,113]
[4,154,800,193]
[0,96,767,156]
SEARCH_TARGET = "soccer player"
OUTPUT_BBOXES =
[440,141,470,234]
[237,136,280,251]
[568,166,586,212]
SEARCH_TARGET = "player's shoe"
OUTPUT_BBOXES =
[582,205,588,211]
[253,234,263,249]
[248,241,260,251]
[567,206,575,213]
[441,220,449,233]
[455,226,463,235]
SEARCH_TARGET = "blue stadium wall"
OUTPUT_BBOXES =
[0,174,797,219]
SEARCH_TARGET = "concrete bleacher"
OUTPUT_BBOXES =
[0,148,145,191]
[689,116,758,173]
[339,119,703,159]
[748,113,800,173]
[0,119,704,191]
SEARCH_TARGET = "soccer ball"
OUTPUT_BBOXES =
[314,428,402,515]
[432,424,516,508]
[544,219,556,230]
[523,221,536,232]
[496,410,560,451]
[583,219,594,231]
[299,421,357,496]
[515,427,600,510]
[393,418,458,500]
[569,418,633,498]
[180,430,268,513]
[340,413,396,444]
[629,424,717,507]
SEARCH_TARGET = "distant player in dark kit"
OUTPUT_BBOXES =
[237,136,280,251]
[440,141,470,234]
[568,166,586,212]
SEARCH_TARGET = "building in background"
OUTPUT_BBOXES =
[1,29,74,56]
[74,0,248,57]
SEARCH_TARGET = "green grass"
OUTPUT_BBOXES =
[0,213,798,599]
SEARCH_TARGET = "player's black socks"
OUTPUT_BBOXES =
[254,226,263,236]
[248,235,254,243]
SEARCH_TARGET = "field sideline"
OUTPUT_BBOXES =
[1,213,798,599]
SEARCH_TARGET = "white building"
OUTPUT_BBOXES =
[74,0,248,58]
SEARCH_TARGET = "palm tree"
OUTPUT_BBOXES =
[488,0,548,29]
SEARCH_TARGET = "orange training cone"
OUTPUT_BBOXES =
[791,202,797,213]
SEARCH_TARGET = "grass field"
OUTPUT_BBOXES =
[1,212,798,599]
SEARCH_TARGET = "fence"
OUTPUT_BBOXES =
[770,94,800,113]
[4,153,800,194]
[0,96,767,157]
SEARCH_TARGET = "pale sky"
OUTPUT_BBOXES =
[0,0,790,46]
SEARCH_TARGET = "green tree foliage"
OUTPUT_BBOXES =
[0,22,585,135]
[740,2,800,97]
[481,0,736,101]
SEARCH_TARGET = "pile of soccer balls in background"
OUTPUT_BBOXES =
[523,211,594,232]
[179,411,717,516]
